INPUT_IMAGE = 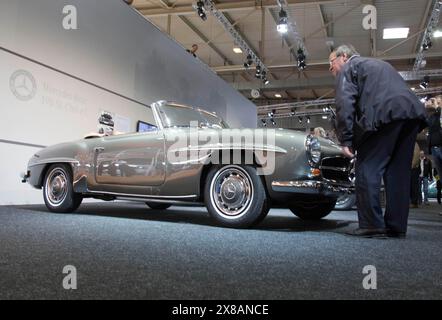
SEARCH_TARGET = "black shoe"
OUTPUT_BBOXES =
[386,230,406,239]
[345,228,388,238]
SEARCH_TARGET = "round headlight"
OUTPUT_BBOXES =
[306,135,321,166]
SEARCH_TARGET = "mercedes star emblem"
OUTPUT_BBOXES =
[10,70,37,101]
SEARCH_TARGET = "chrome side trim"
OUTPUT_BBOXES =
[115,197,203,205]
[29,158,80,167]
[85,190,198,200]
[170,145,287,154]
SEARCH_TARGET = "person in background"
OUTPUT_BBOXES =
[418,151,432,205]
[433,95,442,108]
[187,44,199,57]
[433,168,442,205]
[410,143,421,209]
[426,99,442,178]
[313,127,327,138]
[329,44,427,238]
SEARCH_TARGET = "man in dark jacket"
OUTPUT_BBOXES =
[329,44,427,238]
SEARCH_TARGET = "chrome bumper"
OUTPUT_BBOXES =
[271,180,354,196]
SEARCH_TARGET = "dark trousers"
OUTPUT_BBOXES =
[355,120,420,233]
[410,167,420,205]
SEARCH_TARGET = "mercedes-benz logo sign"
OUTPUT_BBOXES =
[10,70,37,101]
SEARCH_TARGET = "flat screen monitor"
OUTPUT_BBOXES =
[137,121,157,132]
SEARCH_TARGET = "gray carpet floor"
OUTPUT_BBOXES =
[0,202,441,299]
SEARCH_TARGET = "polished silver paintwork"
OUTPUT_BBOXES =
[25,101,352,207]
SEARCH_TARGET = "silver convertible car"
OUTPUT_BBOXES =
[23,101,353,228]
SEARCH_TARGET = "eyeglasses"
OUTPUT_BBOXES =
[329,56,339,67]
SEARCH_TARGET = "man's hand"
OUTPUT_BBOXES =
[342,146,355,158]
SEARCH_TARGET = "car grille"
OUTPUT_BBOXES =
[320,157,352,184]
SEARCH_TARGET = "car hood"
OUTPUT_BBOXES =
[259,128,344,158]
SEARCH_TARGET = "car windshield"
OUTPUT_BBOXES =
[157,104,229,129]
[199,110,230,129]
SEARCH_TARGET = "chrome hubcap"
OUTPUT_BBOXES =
[45,169,68,206]
[336,195,351,206]
[211,166,253,218]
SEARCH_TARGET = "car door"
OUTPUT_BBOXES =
[94,131,166,187]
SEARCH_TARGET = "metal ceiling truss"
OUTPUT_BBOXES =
[198,0,269,78]
[277,0,307,55]
[214,51,442,73]
[233,68,442,91]
[399,68,442,81]
[137,0,337,17]
[413,0,442,71]
[258,86,442,120]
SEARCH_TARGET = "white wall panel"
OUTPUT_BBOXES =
[0,0,257,204]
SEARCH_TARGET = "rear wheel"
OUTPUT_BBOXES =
[334,194,356,210]
[204,165,269,228]
[289,198,336,220]
[43,164,82,213]
[145,202,172,210]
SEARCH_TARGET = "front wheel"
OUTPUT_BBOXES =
[145,202,172,210]
[289,198,336,220]
[43,164,82,213]
[204,165,269,228]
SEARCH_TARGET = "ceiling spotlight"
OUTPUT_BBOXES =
[298,61,307,70]
[297,48,307,70]
[277,9,288,33]
[233,46,243,54]
[298,116,303,123]
[423,37,432,51]
[261,119,267,127]
[244,54,253,69]
[290,108,295,116]
[268,110,274,117]
[306,116,310,124]
[420,75,430,89]
[259,70,269,85]
[275,94,282,98]
[196,1,207,21]
[255,65,262,78]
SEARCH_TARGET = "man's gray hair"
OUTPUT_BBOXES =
[335,44,359,58]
